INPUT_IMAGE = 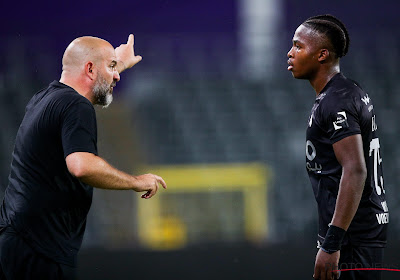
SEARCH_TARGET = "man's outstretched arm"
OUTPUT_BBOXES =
[66,152,166,199]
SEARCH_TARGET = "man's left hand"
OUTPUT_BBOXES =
[115,34,142,73]
[313,249,340,280]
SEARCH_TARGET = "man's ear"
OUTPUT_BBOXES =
[85,62,96,80]
[318,49,330,63]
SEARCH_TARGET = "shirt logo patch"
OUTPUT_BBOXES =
[333,111,349,130]
[361,94,370,105]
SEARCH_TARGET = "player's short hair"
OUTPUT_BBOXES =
[303,14,350,58]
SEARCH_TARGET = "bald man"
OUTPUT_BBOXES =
[0,35,166,279]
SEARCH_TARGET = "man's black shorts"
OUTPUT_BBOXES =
[338,244,384,280]
[0,226,76,280]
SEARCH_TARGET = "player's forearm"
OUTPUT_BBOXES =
[78,157,136,190]
[66,152,136,190]
[66,152,167,199]
[331,166,366,230]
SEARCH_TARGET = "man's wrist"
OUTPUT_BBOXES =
[321,225,346,254]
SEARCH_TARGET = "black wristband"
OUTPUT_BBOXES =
[320,225,346,254]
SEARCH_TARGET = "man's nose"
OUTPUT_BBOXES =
[287,47,294,58]
[114,69,120,82]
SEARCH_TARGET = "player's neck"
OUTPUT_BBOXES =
[60,73,95,104]
[310,65,340,96]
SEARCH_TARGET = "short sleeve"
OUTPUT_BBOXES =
[323,96,361,144]
[61,101,98,158]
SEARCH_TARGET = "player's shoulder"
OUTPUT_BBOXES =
[43,81,93,113]
[326,73,365,100]
[321,73,366,109]
[29,81,93,120]
[315,75,365,121]
[50,81,88,102]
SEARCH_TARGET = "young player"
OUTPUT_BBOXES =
[287,15,388,280]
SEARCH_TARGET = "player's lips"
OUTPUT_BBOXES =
[287,60,293,71]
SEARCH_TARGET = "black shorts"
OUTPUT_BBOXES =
[0,226,76,280]
[338,244,384,280]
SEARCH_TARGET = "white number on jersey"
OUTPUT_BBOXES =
[369,138,384,195]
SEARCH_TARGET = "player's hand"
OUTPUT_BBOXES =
[115,34,142,73]
[313,249,340,280]
[132,173,167,199]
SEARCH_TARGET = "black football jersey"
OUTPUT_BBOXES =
[306,73,388,247]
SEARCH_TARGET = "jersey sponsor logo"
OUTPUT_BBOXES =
[309,113,313,127]
[333,111,349,130]
[306,140,322,173]
[306,162,322,173]
[361,94,370,105]
[377,200,389,224]
[376,212,389,225]
[306,140,316,161]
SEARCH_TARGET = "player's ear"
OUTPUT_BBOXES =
[318,49,329,63]
[85,62,96,80]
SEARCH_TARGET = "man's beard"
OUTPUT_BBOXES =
[93,75,115,108]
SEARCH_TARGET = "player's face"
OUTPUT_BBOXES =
[93,72,114,107]
[93,48,120,108]
[287,25,321,80]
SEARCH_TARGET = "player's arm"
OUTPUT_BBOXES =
[114,34,142,74]
[313,134,366,280]
[331,133,366,229]
[66,152,166,199]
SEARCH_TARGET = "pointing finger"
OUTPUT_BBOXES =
[156,176,167,189]
[127,34,134,46]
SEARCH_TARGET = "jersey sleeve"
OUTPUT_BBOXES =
[61,101,98,158]
[322,95,361,144]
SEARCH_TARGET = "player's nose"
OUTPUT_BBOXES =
[113,69,120,82]
[287,47,294,58]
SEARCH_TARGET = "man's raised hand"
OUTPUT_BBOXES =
[115,34,143,73]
